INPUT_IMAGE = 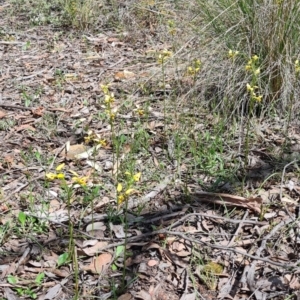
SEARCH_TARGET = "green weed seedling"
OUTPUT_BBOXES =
[57,252,70,267]
[18,211,26,228]
[16,211,48,236]
[21,90,34,107]
[111,245,125,271]
[22,41,31,51]
[7,273,45,299]
[0,222,9,244]
[0,118,16,130]
[191,249,223,291]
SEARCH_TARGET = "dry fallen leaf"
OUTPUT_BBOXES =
[44,278,68,299]
[0,110,7,119]
[75,145,100,159]
[114,70,135,81]
[172,241,185,252]
[49,199,60,213]
[281,196,297,204]
[192,191,262,214]
[64,73,78,81]
[86,222,106,232]
[4,155,14,165]
[176,250,191,257]
[180,293,196,300]
[118,293,133,300]
[32,106,44,116]
[81,241,108,256]
[134,290,152,300]
[147,259,158,267]
[83,253,112,273]
[110,223,126,238]
[15,124,35,132]
[58,144,87,159]
[4,287,19,300]
[287,275,300,290]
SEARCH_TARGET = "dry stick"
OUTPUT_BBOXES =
[2,174,46,202]
[1,175,25,202]
[0,103,67,114]
[162,230,298,269]
[48,143,66,170]
[97,228,297,269]
[14,68,48,81]
[105,218,298,268]
[227,210,248,247]
[0,41,25,45]
[0,104,33,111]
[168,212,267,230]
[1,148,63,203]
[246,217,295,299]
[34,210,265,242]
[98,58,124,78]
[33,212,299,269]
[0,166,42,177]
[162,231,283,268]
[279,159,298,220]
[15,246,31,273]
[143,209,188,224]
[126,175,173,210]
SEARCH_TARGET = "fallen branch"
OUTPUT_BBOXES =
[191,191,262,214]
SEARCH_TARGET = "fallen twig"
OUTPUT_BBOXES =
[126,175,173,209]
[191,191,262,214]
[227,210,248,247]
[280,159,298,220]
[31,211,298,269]
[247,217,295,298]
[169,212,267,230]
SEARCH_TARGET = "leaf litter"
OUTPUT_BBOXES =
[1,2,300,300]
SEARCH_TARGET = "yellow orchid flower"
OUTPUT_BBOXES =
[56,173,65,180]
[125,188,135,195]
[117,183,123,192]
[253,94,263,102]
[246,83,253,92]
[72,176,88,186]
[46,173,57,180]
[101,84,110,95]
[254,68,260,75]
[133,172,141,182]
[69,170,79,176]
[56,163,65,171]
[245,64,252,71]
[98,139,107,146]
[117,194,125,204]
